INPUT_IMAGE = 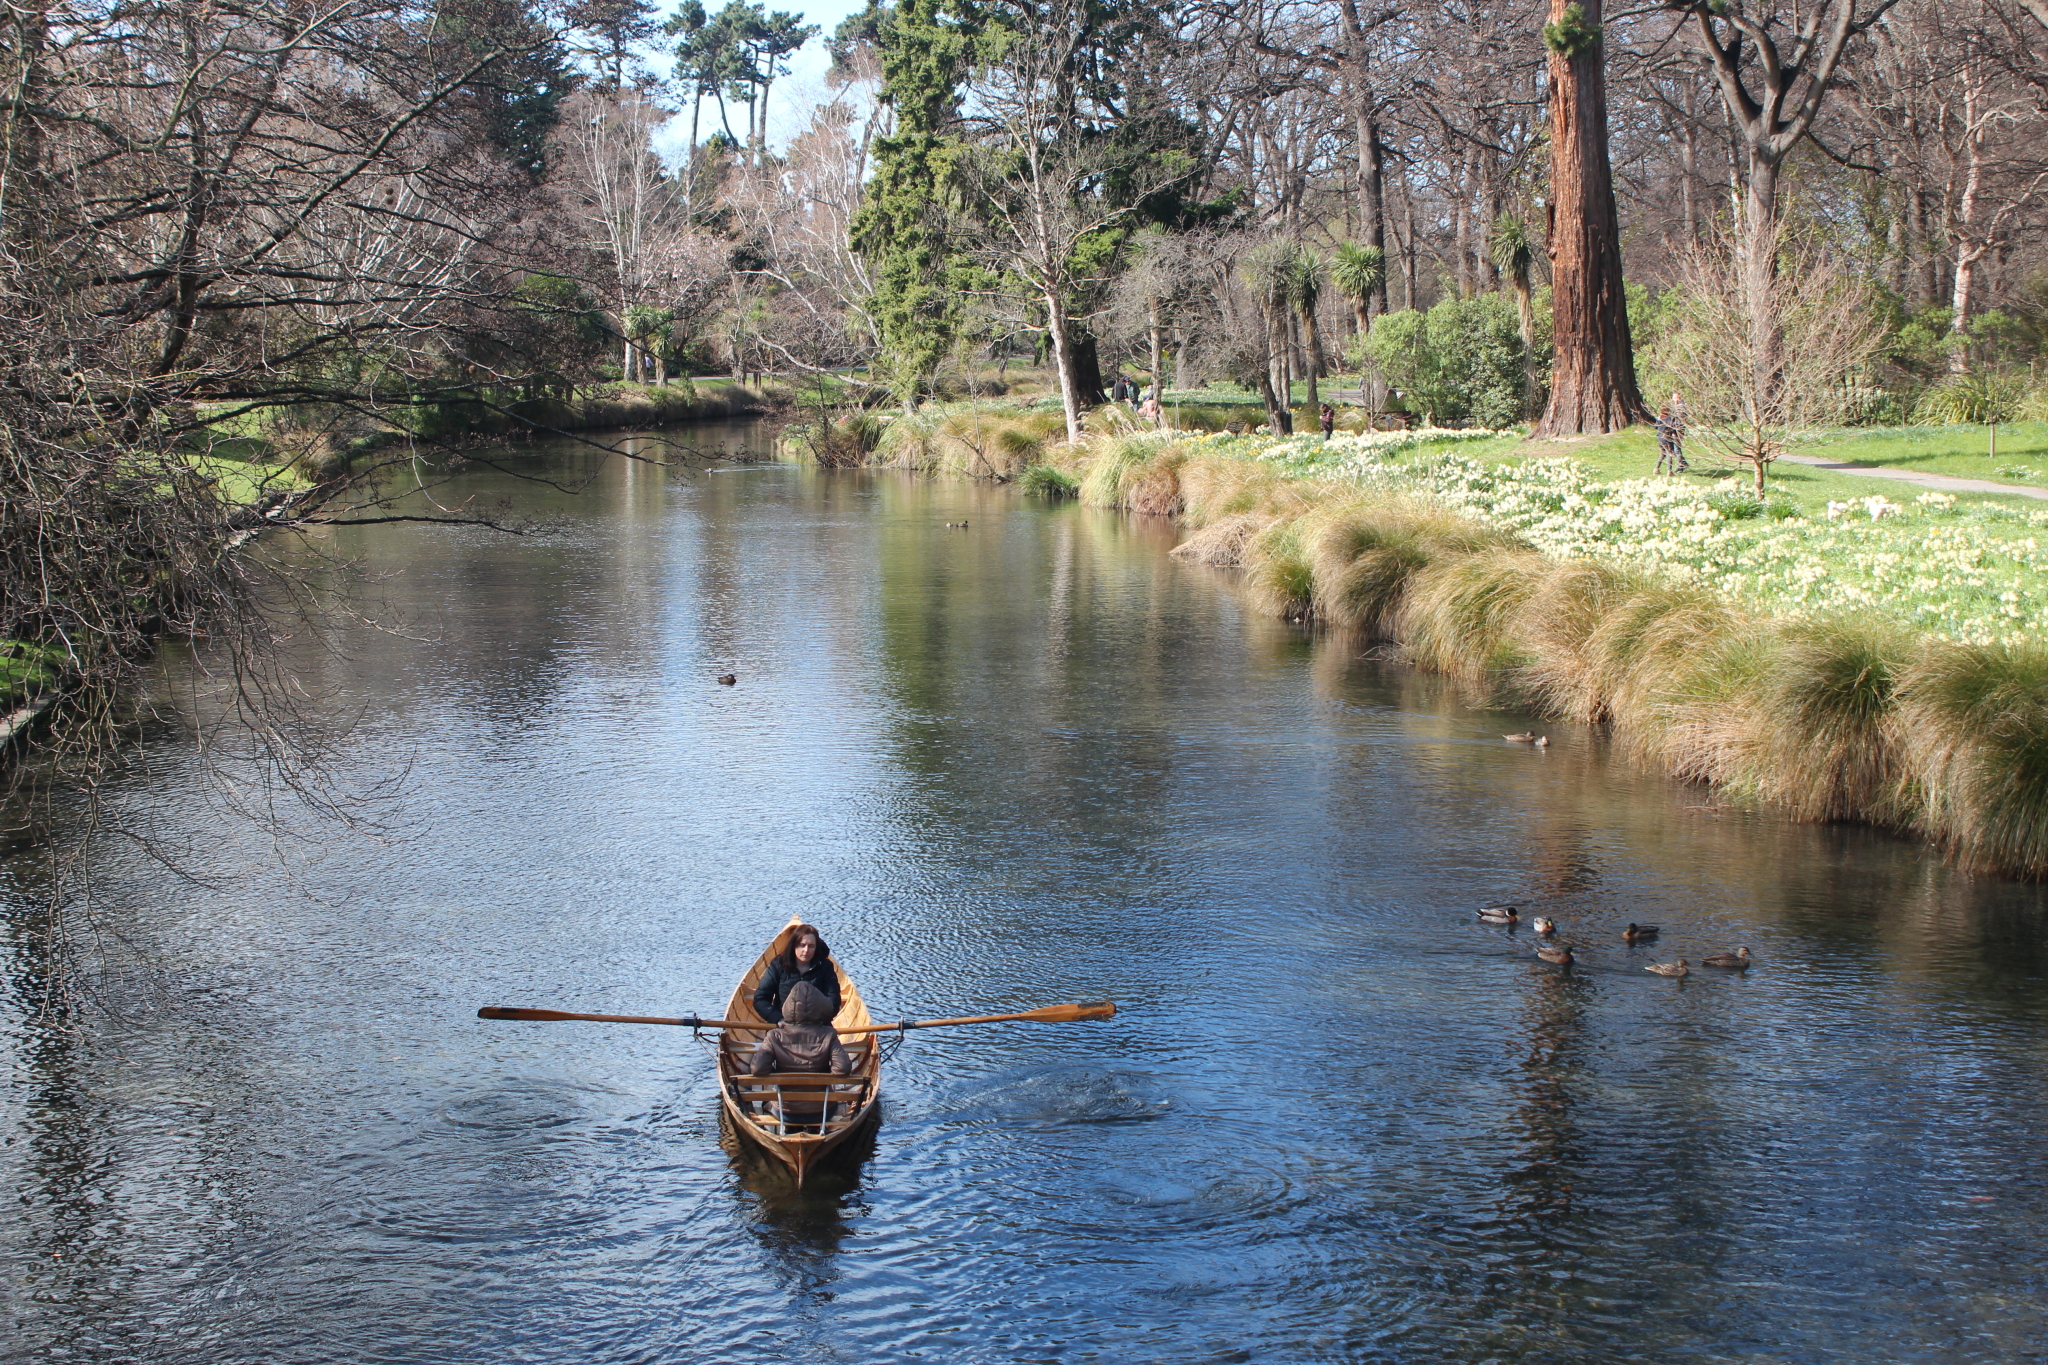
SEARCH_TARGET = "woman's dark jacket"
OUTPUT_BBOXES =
[752,956,842,1024]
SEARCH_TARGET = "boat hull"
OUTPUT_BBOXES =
[716,918,881,1187]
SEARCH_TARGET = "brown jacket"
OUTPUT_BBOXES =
[750,981,851,1076]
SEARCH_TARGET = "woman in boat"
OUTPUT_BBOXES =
[751,923,842,1024]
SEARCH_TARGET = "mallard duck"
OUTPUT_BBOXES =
[1702,947,1752,969]
[1534,736,1550,748]
[1645,958,1689,978]
[1622,922,1660,942]
[1536,944,1574,966]
[1532,916,1557,936]
[1504,732,1537,742]
[1476,904,1520,924]
[717,674,737,685]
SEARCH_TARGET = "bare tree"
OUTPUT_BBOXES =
[1658,222,1887,495]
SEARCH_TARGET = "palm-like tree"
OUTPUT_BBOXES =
[1330,242,1386,335]
[1281,247,1327,407]
[1490,215,1540,417]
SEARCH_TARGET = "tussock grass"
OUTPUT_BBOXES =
[1897,641,2048,873]
[1745,620,1914,822]
[1018,464,1079,499]
[1401,551,1547,683]
[1078,434,1188,515]
[1169,512,1276,566]
[1509,559,1639,724]
[1243,520,1317,618]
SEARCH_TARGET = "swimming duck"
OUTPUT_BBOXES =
[1622,922,1660,942]
[1532,916,1557,936]
[1702,947,1752,969]
[717,674,737,685]
[1504,732,1537,743]
[1536,944,1574,966]
[1645,959,1689,978]
[1476,904,1520,924]
[1534,736,1550,748]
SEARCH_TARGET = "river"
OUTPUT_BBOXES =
[4,425,2046,1363]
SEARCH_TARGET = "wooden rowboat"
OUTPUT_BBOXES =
[715,917,882,1187]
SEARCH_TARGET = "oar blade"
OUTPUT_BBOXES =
[1025,999,1116,1024]
[479,1006,578,1021]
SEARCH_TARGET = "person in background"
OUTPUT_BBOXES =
[1655,391,1688,474]
[752,923,842,1024]
[1319,403,1336,438]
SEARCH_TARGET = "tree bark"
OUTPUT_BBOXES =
[1535,0,1650,436]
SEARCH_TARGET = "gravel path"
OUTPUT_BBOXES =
[1774,451,2048,501]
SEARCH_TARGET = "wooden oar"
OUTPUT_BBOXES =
[475,1000,1115,1032]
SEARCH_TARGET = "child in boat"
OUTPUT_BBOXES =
[749,981,851,1132]
[751,923,843,1024]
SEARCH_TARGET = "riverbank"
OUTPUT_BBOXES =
[884,404,2048,878]
[199,379,789,478]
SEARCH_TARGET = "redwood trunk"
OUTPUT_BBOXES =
[1535,0,1649,436]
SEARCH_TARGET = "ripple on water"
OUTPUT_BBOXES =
[931,1064,1174,1126]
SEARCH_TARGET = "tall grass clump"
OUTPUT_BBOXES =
[1509,559,1639,724]
[872,406,947,470]
[1584,583,1748,760]
[1078,433,1187,515]
[1018,464,1079,499]
[1896,640,2048,874]
[1750,620,1913,823]
[1243,520,1316,618]
[1306,505,1522,639]
[1400,550,1546,683]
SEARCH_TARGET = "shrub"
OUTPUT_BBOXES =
[1351,293,1541,429]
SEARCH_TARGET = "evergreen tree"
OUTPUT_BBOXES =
[849,0,977,405]
[562,0,659,94]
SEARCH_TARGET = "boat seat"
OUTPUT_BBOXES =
[729,1072,867,1092]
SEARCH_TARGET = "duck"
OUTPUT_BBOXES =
[1702,946,1752,969]
[1536,944,1574,966]
[1645,958,1689,978]
[945,520,969,528]
[1504,732,1537,743]
[1534,736,1550,748]
[1476,904,1520,924]
[717,674,737,686]
[1622,922,1660,943]
[1532,916,1557,936]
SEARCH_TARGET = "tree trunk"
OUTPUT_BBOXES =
[1047,295,1083,442]
[1300,301,1324,407]
[1148,298,1165,417]
[1514,275,1538,416]
[1743,158,1783,407]
[1062,327,1106,407]
[1535,0,1650,436]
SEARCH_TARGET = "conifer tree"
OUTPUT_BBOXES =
[850,0,975,407]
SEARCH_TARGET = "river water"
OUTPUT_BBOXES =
[5,427,2047,1364]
